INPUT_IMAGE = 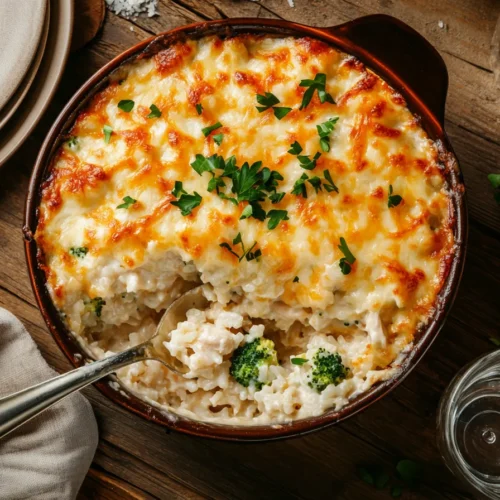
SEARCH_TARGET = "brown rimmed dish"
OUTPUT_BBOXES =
[24,14,467,441]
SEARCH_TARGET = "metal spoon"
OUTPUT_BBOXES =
[0,286,208,439]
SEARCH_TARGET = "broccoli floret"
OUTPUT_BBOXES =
[85,297,106,318]
[230,337,278,390]
[308,348,349,393]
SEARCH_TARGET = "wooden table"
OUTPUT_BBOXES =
[1,0,499,498]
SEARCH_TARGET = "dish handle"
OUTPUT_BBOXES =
[323,14,448,125]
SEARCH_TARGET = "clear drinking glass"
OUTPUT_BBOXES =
[438,350,500,499]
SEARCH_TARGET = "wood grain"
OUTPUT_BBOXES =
[1,1,499,498]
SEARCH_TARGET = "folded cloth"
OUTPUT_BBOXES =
[0,308,98,500]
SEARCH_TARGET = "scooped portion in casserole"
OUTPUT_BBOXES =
[35,35,455,424]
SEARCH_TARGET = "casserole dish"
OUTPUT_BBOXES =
[24,14,467,441]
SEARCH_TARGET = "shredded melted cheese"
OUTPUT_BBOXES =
[35,35,454,424]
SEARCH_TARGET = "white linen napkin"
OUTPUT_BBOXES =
[0,308,98,500]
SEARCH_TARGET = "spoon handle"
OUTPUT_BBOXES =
[0,343,148,439]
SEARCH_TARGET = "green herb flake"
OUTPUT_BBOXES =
[202,122,222,137]
[118,99,135,112]
[195,103,203,115]
[67,136,78,150]
[219,233,261,263]
[171,192,202,216]
[190,154,223,175]
[293,276,299,283]
[299,73,335,110]
[288,141,303,155]
[291,357,307,365]
[172,181,187,198]
[488,173,500,205]
[307,176,322,194]
[298,152,321,171]
[88,297,106,318]
[240,204,253,220]
[316,117,339,152]
[269,192,285,204]
[207,176,226,193]
[213,133,224,146]
[147,104,161,118]
[388,184,403,208]
[256,92,280,110]
[338,237,356,275]
[103,125,113,144]
[291,173,309,198]
[273,107,292,120]
[69,247,88,258]
[267,209,289,230]
[116,196,137,209]
[323,169,339,193]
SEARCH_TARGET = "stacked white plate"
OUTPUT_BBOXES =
[0,0,74,166]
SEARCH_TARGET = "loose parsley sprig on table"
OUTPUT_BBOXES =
[488,174,500,205]
[256,92,292,120]
[220,233,262,262]
[299,73,335,110]
[338,237,356,275]
[317,117,339,152]
[388,185,403,208]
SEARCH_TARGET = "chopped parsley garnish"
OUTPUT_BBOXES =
[269,192,285,204]
[172,181,186,198]
[171,192,202,216]
[202,122,222,137]
[308,176,322,194]
[388,184,403,208]
[219,232,261,262]
[298,152,321,170]
[488,173,500,205]
[118,99,134,112]
[190,154,225,175]
[338,237,356,275]
[87,297,106,318]
[273,107,292,120]
[299,73,335,110]
[323,169,339,193]
[147,104,161,118]
[213,133,224,146]
[117,196,137,209]
[240,205,253,220]
[288,141,303,155]
[291,173,309,198]
[195,103,203,115]
[69,247,88,258]
[266,209,289,230]
[207,176,226,193]
[293,276,299,283]
[291,357,307,365]
[256,92,291,120]
[317,117,339,152]
[67,136,78,150]
[103,125,113,144]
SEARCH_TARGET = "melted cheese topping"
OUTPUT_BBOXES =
[35,35,454,424]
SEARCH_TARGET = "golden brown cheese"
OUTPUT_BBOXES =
[35,35,454,402]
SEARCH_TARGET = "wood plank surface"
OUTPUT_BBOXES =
[2,0,500,498]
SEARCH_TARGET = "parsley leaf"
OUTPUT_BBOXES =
[103,125,113,144]
[308,176,322,194]
[171,192,202,216]
[291,173,309,198]
[240,205,253,220]
[273,107,292,120]
[488,173,500,205]
[323,169,339,193]
[219,242,240,259]
[298,152,321,170]
[291,357,307,365]
[256,92,280,110]
[317,117,339,152]
[195,103,203,115]
[288,141,303,155]
[267,209,289,230]
[245,243,262,262]
[190,154,224,175]
[118,99,134,112]
[219,192,238,205]
[338,237,356,275]
[172,181,186,198]
[293,276,299,283]
[250,201,267,221]
[299,73,335,110]
[67,136,78,150]
[219,233,261,262]
[231,161,266,202]
[213,133,224,146]
[69,247,88,258]
[117,196,137,209]
[202,122,222,137]
[147,104,161,118]
[207,176,225,193]
[388,184,403,208]
[269,192,285,204]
